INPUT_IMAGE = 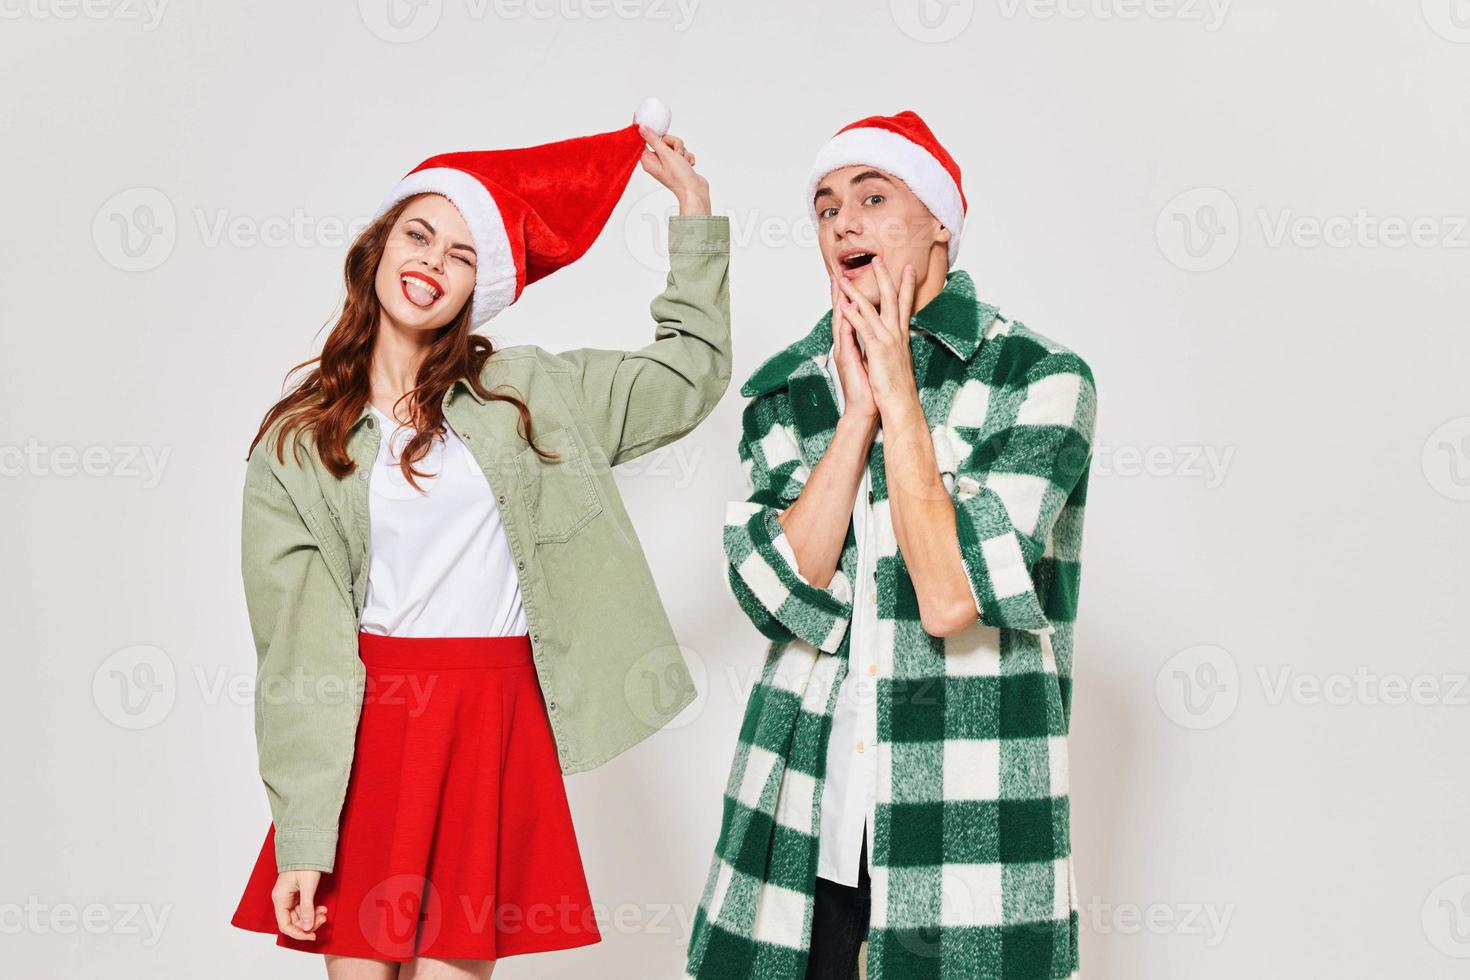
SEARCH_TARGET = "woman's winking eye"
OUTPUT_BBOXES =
[406,227,474,266]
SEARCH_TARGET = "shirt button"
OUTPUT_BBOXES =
[869,591,877,605]
[867,663,877,676]
[856,740,865,753]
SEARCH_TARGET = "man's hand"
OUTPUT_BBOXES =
[830,276,879,438]
[837,257,920,421]
[638,125,711,216]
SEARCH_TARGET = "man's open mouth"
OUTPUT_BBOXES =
[839,249,877,272]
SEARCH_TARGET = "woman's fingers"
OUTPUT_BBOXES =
[272,879,316,940]
[297,877,319,932]
[638,127,695,166]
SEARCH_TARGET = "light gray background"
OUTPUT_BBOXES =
[2,1,1468,977]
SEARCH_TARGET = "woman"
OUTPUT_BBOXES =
[229,100,731,978]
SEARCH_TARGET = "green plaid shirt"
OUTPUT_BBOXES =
[685,270,1097,980]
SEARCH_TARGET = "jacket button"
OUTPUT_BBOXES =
[547,700,557,710]
[358,469,368,481]
[531,633,539,644]
[517,559,525,571]
[497,494,507,505]
[462,433,472,441]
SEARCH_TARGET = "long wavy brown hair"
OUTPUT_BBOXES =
[246,193,555,491]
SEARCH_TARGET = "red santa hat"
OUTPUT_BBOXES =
[372,97,674,327]
[806,109,966,267]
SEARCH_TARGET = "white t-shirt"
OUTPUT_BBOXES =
[358,403,528,638]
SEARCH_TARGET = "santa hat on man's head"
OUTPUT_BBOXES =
[372,97,673,327]
[806,109,966,267]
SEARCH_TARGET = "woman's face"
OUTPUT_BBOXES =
[374,193,478,331]
[814,165,949,309]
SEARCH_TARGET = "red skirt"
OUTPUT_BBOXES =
[230,631,602,962]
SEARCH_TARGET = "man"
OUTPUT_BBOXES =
[685,110,1097,980]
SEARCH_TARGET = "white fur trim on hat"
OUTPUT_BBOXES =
[371,166,517,327]
[806,126,964,267]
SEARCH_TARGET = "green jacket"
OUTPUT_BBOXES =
[242,215,731,873]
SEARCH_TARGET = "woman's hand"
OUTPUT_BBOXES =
[272,870,327,941]
[837,257,921,421]
[638,125,711,216]
[830,275,879,438]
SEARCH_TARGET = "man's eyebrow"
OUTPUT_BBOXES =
[407,216,475,255]
[813,170,895,206]
[848,170,892,187]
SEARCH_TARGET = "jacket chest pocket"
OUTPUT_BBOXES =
[515,427,602,544]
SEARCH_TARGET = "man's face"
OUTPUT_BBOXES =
[814,165,949,309]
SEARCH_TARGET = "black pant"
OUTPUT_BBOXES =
[804,825,871,980]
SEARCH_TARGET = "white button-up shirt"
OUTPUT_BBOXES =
[815,346,880,887]
[814,337,987,886]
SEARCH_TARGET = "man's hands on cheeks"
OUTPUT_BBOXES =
[638,125,711,216]
[837,257,923,427]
